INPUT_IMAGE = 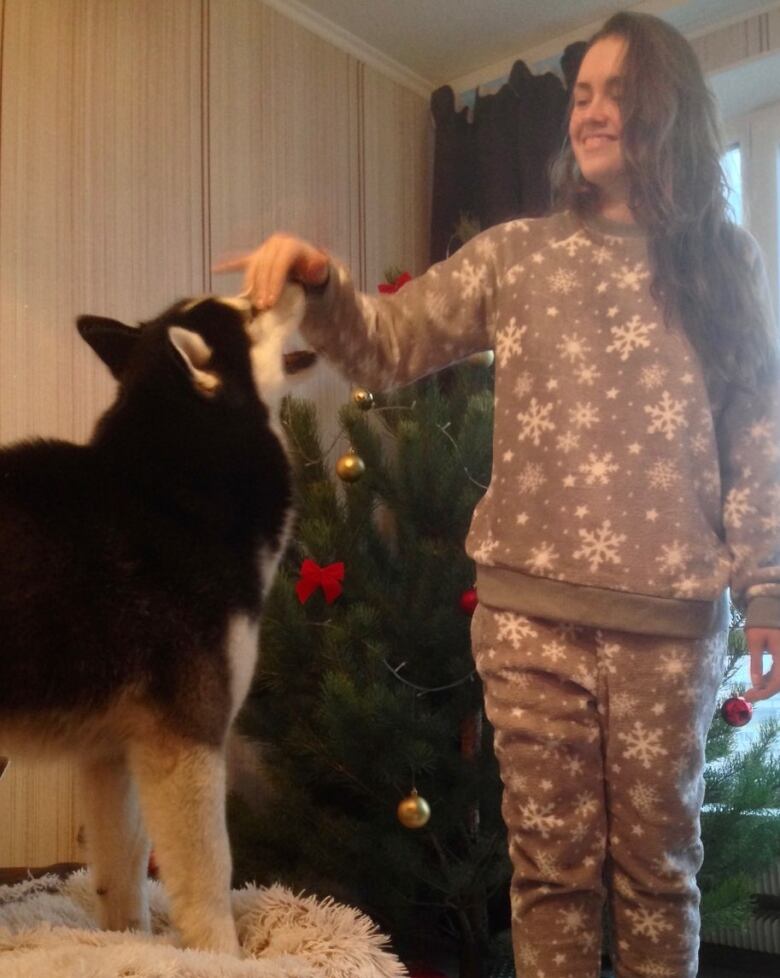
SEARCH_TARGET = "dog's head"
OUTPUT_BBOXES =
[77,284,317,416]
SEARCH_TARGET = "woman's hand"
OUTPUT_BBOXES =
[214,233,329,310]
[744,626,780,702]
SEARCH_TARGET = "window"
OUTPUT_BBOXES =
[724,101,780,320]
[721,143,743,225]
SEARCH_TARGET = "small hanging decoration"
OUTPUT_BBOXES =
[147,848,159,879]
[466,350,495,368]
[295,558,345,605]
[336,449,366,483]
[720,695,753,727]
[397,788,431,829]
[459,586,479,616]
[352,387,374,411]
[378,271,412,294]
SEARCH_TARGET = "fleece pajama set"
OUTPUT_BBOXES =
[298,210,780,978]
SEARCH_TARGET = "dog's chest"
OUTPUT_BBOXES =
[226,614,260,722]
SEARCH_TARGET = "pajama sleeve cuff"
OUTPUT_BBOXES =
[745,594,780,630]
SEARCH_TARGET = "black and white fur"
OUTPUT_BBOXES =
[0,286,312,954]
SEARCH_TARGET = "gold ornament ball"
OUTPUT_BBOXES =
[467,349,495,368]
[336,450,365,482]
[397,789,431,829]
[352,388,374,411]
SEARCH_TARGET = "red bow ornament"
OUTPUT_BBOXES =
[295,559,345,604]
[378,271,412,294]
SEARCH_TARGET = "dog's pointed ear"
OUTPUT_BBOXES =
[168,326,221,397]
[77,316,140,379]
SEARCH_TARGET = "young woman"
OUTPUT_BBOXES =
[220,12,780,977]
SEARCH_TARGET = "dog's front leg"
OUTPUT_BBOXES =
[79,753,151,933]
[129,733,239,955]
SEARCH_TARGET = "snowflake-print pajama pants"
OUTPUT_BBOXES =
[470,603,727,978]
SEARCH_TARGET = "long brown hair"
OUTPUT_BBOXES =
[552,11,778,387]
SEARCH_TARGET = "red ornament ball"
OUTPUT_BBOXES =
[459,587,478,616]
[720,696,753,727]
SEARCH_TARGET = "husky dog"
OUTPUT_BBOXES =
[0,285,314,954]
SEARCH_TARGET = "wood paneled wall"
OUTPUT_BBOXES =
[361,65,431,291]
[0,0,205,447]
[0,0,431,866]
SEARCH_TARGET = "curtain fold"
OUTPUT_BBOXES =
[429,41,586,263]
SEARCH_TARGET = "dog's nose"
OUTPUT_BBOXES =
[221,295,254,318]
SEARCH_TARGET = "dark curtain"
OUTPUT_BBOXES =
[429,41,586,264]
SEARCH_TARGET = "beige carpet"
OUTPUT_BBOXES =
[0,871,407,978]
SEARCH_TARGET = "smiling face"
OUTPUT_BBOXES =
[569,35,631,221]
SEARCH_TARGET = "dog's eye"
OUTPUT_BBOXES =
[283,350,317,374]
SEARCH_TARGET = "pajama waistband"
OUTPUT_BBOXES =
[475,565,730,639]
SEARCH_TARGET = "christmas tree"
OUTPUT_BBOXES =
[232,354,509,976]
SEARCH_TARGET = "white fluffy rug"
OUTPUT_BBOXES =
[0,871,408,978]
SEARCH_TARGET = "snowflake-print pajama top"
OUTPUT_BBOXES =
[299,209,780,639]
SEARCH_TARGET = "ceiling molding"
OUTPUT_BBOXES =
[257,0,780,113]
[259,0,434,97]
